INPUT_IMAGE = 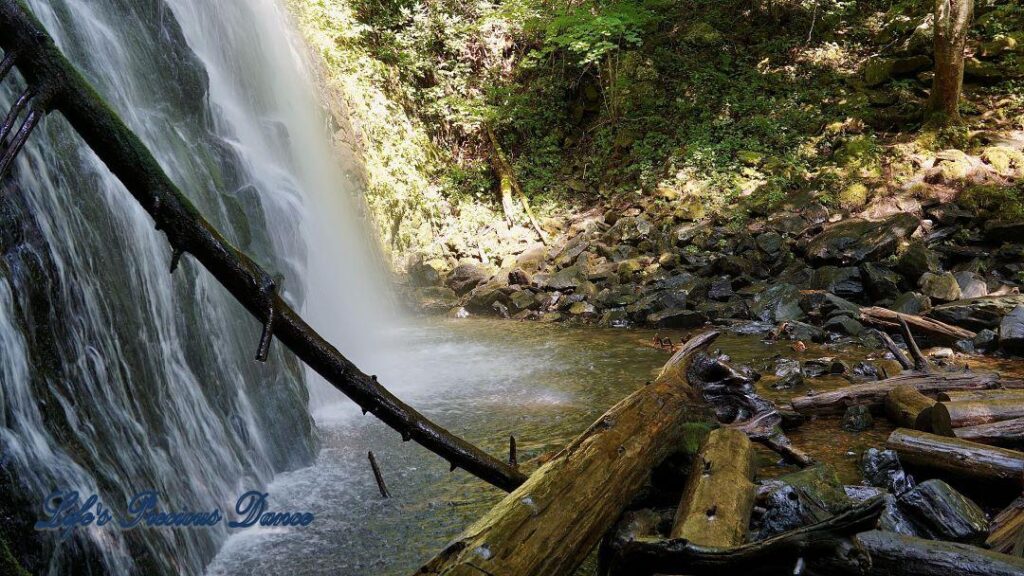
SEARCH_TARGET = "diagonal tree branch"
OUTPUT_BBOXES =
[0,0,526,492]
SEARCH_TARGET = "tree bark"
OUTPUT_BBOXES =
[859,306,975,344]
[820,530,1024,575]
[927,0,974,126]
[791,371,1010,416]
[932,399,1024,435]
[0,0,525,492]
[884,384,936,430]
[670,427,756,547]
[938,389,1024,402]
[954,417,1024,446]
[415,332,720,576]
[887,428,1024,486]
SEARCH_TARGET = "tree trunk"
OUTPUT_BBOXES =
[887,428,1024,486]
[790,372,1011,416]
[859,307,975,344]
[932,399,1024,435]
[884,384,936,430]
[415,332,719,576]
[670,428,756,547]
[485,124,547,244]
[987,495,1024,556]
[820,530,1024,575]
[938,389,1024,402]
[954,417,1024,446]
[927,0,974,126]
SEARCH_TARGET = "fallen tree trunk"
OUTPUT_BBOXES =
[859,306,976,344]
[604,497,883,576]
[415,332,719,576]
[887,428,1024,486]
[670,427,756,547]
[953,417,1024,446]
[0,0,525,492]
[820,530,1024,575]
[884,384,936,430]
[938,389,1024,402]
[791,372,1009,416]
[932,399,1024,435]
[986,495,1024,556]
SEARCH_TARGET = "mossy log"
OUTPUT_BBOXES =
[819,530,1024,575]
[859,306,976,344]
[986,495,1024,556]
[953,417,1024,446]
[0,0,525,492]
[415,332,719,576]
[791,372,1011,416]
[938,389,1024,402]
[603,497,884,576]
[670,427,756,547]
[887,428,1024,486]
[932,399,1024,436]
[884,384,936,430]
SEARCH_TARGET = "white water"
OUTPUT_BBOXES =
[0,0,386,573]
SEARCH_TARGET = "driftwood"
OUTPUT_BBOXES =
[953,417,1024,446]
[859,306,976,344]
[670,427,756,547]
[874,329,913,371]
[818,530,1024,575]
[938,389,1024,402]
[791,372,1008,416]
[604,497,883,576]
[932,398,1024,436]
[368,451,391,499]
[415,332,719,576]
[897,479,988,544]
[887,428,1024,486]
[986,495,1024,556]
[883,384,936,430]
[0,0,524,492]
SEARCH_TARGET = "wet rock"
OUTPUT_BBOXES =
[605,216,652,244]
[862,448,915,495]
[845,485,885,503]
[756,232,784,255]
[861,263,903,301]
[823,314,865,337]
[546,265,588,290]
[879,494,922,536]
[751,283,805,323]
[414,286,459,311]
[713,254,755,276]
[892,292,931,315]
[929,294,1024,330]
[508,268,532,286]
[775,358,803,379]
[599,309,629,327]
[492,301,510,318]
[852,362,880,380]
[918,272,962,303]
[842,405,874,432]
[647,308,707,328]
[985,221,1024,243]
[954,271,988,299]
[896,240,940,282]
[804,213,919,265]
[781,321,826,343]
[464,284,510,314]
[447,262,489,294]
[568,301,597,317]
[973,328,999,352]
[708,277,734,301]
[999,305,1024,355]
[449,306,470,319]
[752,465,851,540]
[408,260,442,287]
[509,290,537,313]
[812,266,865,300]
[897,479,989,544]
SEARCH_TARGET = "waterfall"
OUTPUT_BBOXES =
[0,0,384,573]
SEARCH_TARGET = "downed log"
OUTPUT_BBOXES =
[791,372,1008,416]
[932,399,1024,436]
[887,428,1024,486]
[986,495,1024,556]
[938,389,1024,402]
[859,306,976,344]
[819,530,1024,575]
[415,332,719,576]
[752,464,851,541]
[953,417,1024,446]
[884,384,936,430]
[0,0,525,492]
[604,497,883,576]
[671,428,756,547]
[874,329,913,371]
[898,479,989,544]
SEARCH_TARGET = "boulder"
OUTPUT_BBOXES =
[999,304,1024,354]
[756,231,784,254]
[862,448,915,495]
[985,221,1024,243]
[447,262,489,294]
[918,272,962,303]
[864,55,933,86]
[897,479,989,544]
[812,266,865,300]
[842,405,874,432]
[546,265,588,290]
[780,321,826,343]
[646,308,707,328]
[861,262,904,301]
[605,216,652,244]
[892,292,931,315]
[929,294,1024,331]
[408,260,442,287]
[568,301,597,317]
[463,283,510,314]
[509,289,537,313]
[751,283,805,323]
[896,240,940,282]
[804,213,919,265]
[954,271,988,299]
[823,314,865,337]
[708,277,734,301]
[414,286,460,311]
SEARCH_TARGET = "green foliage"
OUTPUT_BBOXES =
[529,1,658,68]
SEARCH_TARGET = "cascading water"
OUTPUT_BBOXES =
[0,0,385,573]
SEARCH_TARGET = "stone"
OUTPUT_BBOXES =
[812,266,865,300]
[973,328,999,352]
[985,221,1024,243]
[842,405,874,432]
[892,292,931,315]
[646,308,707,328]
[861,263,903,301]
[509,290,537,313]
[599,309,629,327]
[954,271,988,299]
[897,479,988,544]
[446,262,489,294]
[708,277,734,301]
[781,321,826,343]
[823,314,864,337]
[464,284,509,314]
[862,448,915,495]
[408,260,442,287]
[864,55,932,86]
[657,252,679,269]
[929,295,1024,331]
[751,283,805,323]
[999,305,1024,355]
[756,232,784,254]
[605,216,652,244]
[568,301,597,316]
[508,268,532,287]
[546,265,588,290]
[918,272,962,303]
[414,286,459,311]
[896,240,940,282]
[804,213,919,265]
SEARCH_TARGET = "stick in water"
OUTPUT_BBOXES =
[368,451,391,499]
